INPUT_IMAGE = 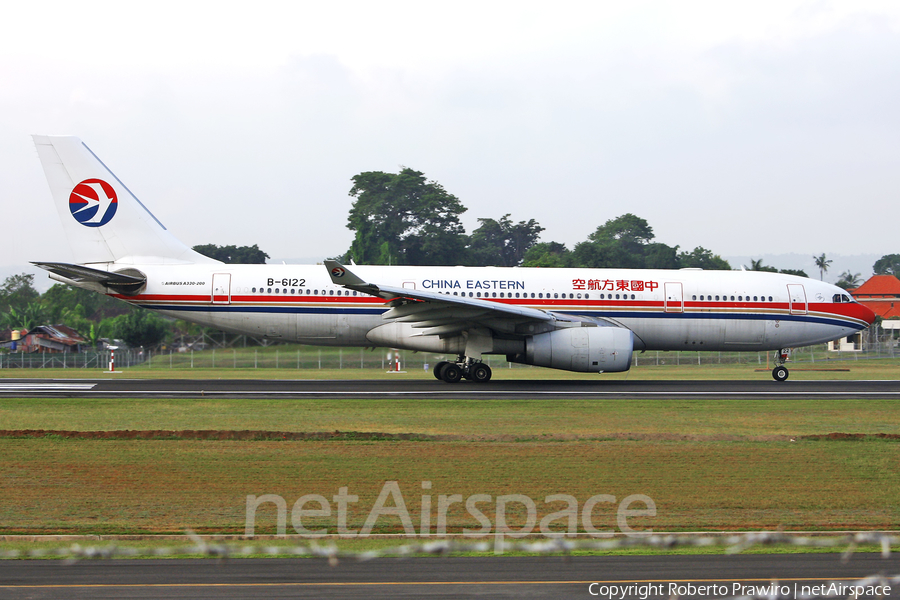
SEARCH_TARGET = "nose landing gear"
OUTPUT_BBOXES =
[772,348,791,382]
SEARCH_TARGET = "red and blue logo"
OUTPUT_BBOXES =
[331,267,346,278]
[69,179,118,227]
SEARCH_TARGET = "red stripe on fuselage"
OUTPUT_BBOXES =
[108,291,875,325]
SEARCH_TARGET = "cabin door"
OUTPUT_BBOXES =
[212,273,232,305]
[664,282,683,313]
[787,284,807,315]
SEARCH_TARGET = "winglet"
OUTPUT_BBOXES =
[324,260,380,296]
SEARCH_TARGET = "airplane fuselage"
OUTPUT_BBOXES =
[107,263,870,355]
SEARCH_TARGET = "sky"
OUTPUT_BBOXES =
[2,1,898,286]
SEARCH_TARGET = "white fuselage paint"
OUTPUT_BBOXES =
[114,264,871,355]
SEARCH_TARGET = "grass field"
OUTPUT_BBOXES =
[1,438,898,535]
[2,397,900,438]
[1,360,899,557]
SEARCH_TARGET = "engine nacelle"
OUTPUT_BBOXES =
[510,326,634,373]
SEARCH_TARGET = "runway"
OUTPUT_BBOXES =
[1,378,900,398]
[1,554,898,599]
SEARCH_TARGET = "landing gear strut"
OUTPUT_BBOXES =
[771,348,791,382]
[432,357,492,383]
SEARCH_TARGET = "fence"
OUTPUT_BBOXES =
[0,342,896,370]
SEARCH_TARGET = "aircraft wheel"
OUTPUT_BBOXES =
[772,366,789,382]
[433,361,449,380]
[440,362,463,383]
[469,363,492,383]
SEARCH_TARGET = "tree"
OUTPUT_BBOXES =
[41,283,134,324]
[779,268,809,278]
[0,303,46,331]
[749,259,778,273]
[573,214,677,269]
[193,244,270,264]
[345,168,468,266]
[522,242,574,268]
[0,273,40,314]
[677,247,731,270]
[873,254,900,276]
[112,309,170,348]
[813,253,832,281]
[836,271,862,290]
[466,215,544,267]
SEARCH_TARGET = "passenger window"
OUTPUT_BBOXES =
[631,294,635,300]
[753,296,758,301]
[768,296,773,301]
[715,295,719,301]
[252,287,257,293]
[493,292,497,298]
[267,288,272,293]
[585,294,590,299]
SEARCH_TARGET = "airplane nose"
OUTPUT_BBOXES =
[861,303,877,326]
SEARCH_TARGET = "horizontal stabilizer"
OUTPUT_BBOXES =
[32,262,146,295]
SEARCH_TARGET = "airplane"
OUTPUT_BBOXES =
[30,135,876,383]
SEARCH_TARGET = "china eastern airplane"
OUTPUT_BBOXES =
[30,135,875,382]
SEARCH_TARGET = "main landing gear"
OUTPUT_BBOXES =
[433,357,493,383]
[772,348,791,382]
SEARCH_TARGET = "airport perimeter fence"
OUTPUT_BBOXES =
[0,342,897,370]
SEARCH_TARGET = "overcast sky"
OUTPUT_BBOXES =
[2,1,898,280]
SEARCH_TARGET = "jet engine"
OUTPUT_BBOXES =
[509,326,634,373]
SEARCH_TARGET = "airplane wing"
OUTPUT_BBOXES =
[324,260,596,338]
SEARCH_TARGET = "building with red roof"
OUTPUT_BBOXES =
[849,274,900,320]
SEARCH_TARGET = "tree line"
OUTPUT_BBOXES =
[342,168,733,270]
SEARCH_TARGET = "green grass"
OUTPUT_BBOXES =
[2,397,900,438]
[0,439,898,535]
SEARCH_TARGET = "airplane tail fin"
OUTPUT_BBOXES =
[32,135,217,265]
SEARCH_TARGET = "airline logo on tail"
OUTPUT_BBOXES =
[69,179,118,227]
